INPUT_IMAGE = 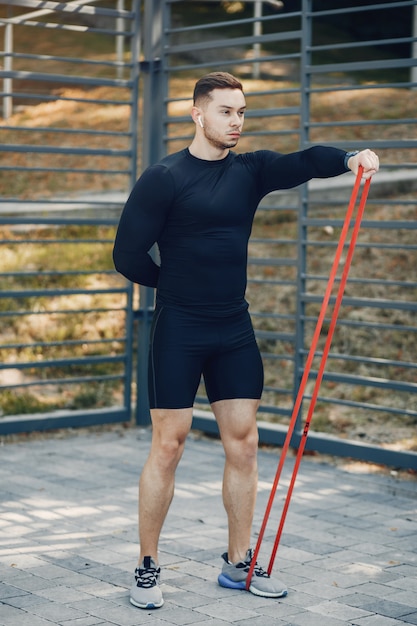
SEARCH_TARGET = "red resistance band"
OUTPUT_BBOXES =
[246,167,372,589]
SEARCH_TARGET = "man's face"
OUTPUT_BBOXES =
[200,88,246,150]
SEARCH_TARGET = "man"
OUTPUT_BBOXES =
[113,71,379,610]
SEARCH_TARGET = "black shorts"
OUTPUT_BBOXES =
[148,306,264,409]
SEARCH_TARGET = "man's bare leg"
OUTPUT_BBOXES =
[138,407,193,563]
[211,398,260,564]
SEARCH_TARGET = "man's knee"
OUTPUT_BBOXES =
[150,408,192,468]
[226,427,259,469]
[148,435,185,474]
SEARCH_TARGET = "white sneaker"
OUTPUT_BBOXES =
[130,556,164,609]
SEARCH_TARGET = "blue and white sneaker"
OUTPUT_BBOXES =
[218,549,288,598]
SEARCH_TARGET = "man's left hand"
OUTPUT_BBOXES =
[348,149,379,180]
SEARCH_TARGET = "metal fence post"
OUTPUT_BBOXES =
[116,0,125,79]
[3,23,13,119]
[412,1,417,87]
[292,0,313,440]
[135,0,166,426]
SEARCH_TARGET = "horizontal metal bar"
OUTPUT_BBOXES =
[305,393,417,421]
[308,370,417,394]
[252,311,294,321]
[260,352,294,362]
[192,411,417,471]
[0,69,132,89]
[0,355,125,370]
[1,273,117,281]
[309,35,416,53]
[0,144,131,157]
[0,217,120,225]
[0,407,130,436]
[302,294,417,312]
[309,118,416,128]
[0,307,127,318]
[248,278,296,287]
[248,257,297,267]
[251,238,297,245]
[1,124,131,137]
[308,350,417,371]
[0,373,124,391]
[0,287,127,298]
[308,82,416,94]
[303,274,416,289]
[242,130,300,137]
[308,197,417,205]
[245,107,300,118]
[0,337,125,351]
[304,139,417,150]
[301,315,417,334]
[1,239,114,245]
[303,219,417,230]
[0,91,132,105]
[0,166,129,175]
[256,404,293,417]
[0,51,133,69]
[167,30,301,55]
[306,241,417,252]
[308,57,417,75]
[0,19,133,38]
[308,1,415,19]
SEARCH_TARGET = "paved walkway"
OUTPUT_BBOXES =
[1,427,416,626]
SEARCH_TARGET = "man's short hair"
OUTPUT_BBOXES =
[193,72,244,105]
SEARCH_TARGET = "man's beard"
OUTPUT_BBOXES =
[204,126,239,150]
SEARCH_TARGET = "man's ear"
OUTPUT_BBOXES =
[191,106,203,127]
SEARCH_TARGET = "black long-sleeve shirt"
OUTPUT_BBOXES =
[113,146,349,315]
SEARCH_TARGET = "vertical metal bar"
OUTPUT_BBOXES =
[116,0,125,80]
[292,0,312,438]
[160,0,170,158]
[252,0,262,80]
[129,0,141,190]
[4,23,13,119]
[412,1,417,87]
[123,276,134,416]
[118,0,140,424]
[135,0,165,426]
[141,0,164,167]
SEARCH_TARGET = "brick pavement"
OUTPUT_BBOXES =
[0,427,416,625]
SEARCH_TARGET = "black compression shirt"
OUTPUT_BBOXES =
[113,146,349,315]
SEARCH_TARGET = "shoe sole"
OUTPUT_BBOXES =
[130,596,164,609]
[218,573,288,598]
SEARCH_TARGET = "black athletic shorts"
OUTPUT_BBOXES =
[148,305,264,409]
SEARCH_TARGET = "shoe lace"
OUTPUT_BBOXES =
[134,565,159,589]
[243,549,270,579]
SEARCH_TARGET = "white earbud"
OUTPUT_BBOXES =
[198,116,204,128]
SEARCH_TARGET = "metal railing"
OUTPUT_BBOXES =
[137,0,417,469]
[1,0,416,470]
[0,0,141,433]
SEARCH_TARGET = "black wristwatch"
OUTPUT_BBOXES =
[344,150,359,170]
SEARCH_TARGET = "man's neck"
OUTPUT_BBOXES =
[188,139,229,161]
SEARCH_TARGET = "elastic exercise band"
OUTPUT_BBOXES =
[246,167,371,588]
